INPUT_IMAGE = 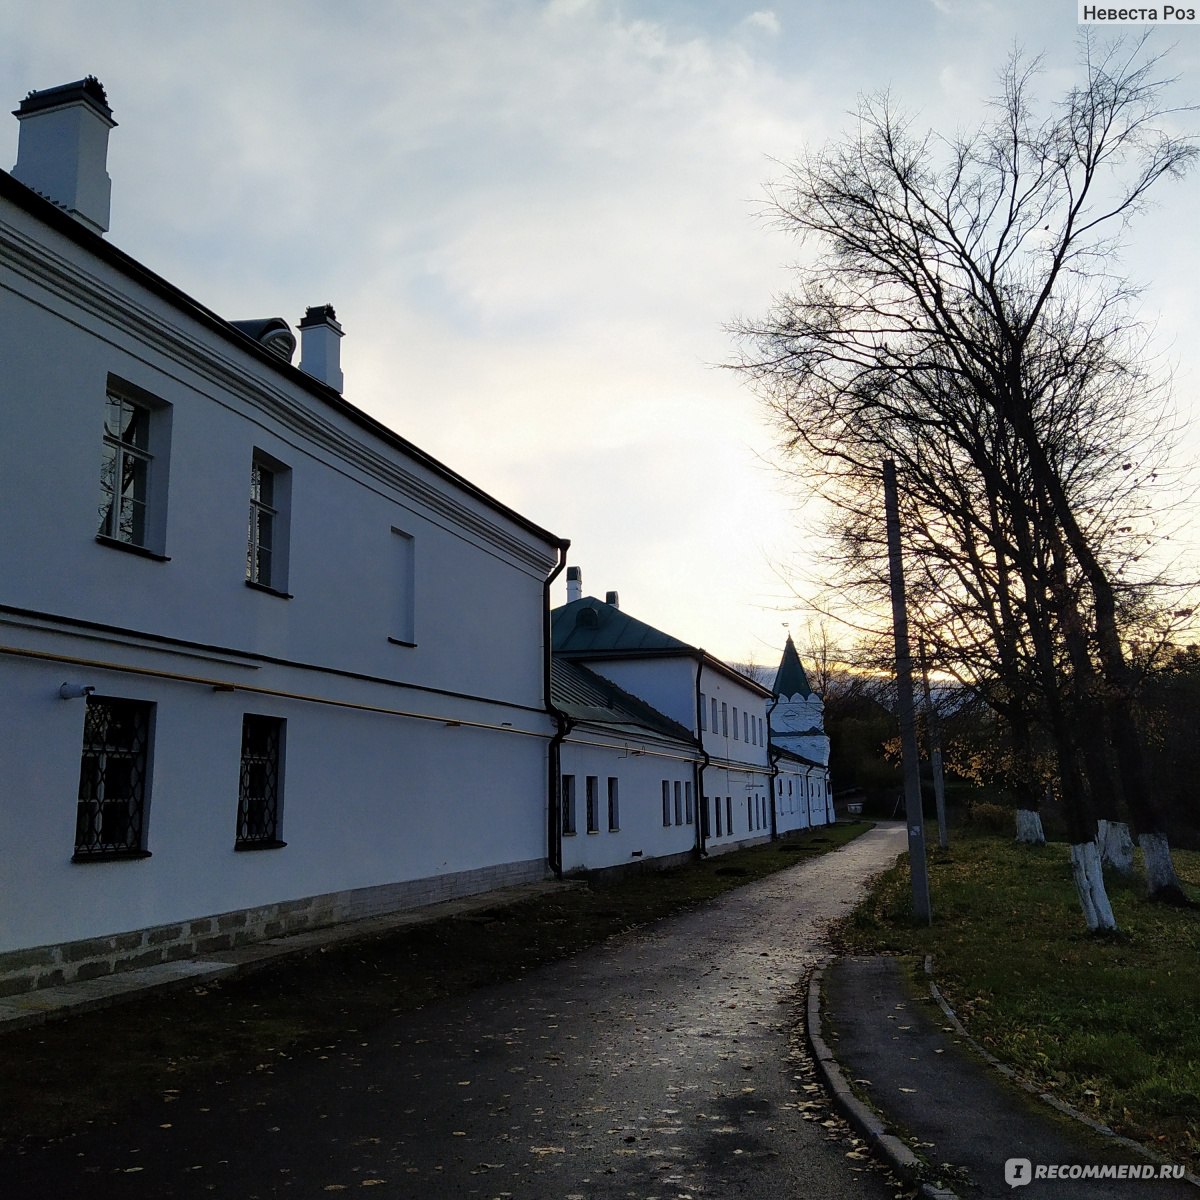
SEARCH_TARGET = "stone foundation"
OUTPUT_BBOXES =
[0,858,547,997]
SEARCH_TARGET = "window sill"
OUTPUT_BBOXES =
[234,839,288,852]
[387,637,417,648]
[95,535,170,562]
[72,849,153,864]
[587,829,599,836]
[245,579,292,600]
[562,830,577,837]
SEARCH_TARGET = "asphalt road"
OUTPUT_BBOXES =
[6,823,907,1199]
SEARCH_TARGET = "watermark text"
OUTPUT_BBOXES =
[1079,4,1199,21]
[1006,1157,1186,1188]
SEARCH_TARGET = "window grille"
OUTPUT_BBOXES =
[75,697,152,859]
[237,715,284,846]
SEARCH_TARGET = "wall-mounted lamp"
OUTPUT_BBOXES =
[59,683,96,700]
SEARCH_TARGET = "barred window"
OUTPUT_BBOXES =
[74,697,153,861]
[237,715,286,848]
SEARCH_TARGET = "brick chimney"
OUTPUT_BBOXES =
[12,77,116,235]
[298,304,344,392]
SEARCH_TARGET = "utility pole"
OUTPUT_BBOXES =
[919,637,949,851]
[883,460,932,924]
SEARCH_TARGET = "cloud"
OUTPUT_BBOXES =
[741,11,782,37]
[6,1,1194,661]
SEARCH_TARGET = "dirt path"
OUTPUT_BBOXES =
[5,823,907,1198]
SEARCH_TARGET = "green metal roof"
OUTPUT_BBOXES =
[552,597,695,655]
[773,635,813,699]
[552,596,773,697]
[551,658,695,745]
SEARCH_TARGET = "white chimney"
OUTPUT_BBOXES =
[566,565,583,604]
[605,590,620,609]
[298,304,344,392]
[12,77,116,235]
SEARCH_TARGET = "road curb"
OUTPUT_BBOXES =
[807,960,961,1200]
[921,955,1200,1190]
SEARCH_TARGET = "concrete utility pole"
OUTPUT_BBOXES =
[883,460,932,924]
[919,638,950,851]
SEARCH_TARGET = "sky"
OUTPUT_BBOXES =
[4,1,1198,667]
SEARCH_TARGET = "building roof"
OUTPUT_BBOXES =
[552,596,771,696]
[773,635,813,699]
[771,744,827,769]
[551,658,695,745]
[0,168,566,553]
[553,597,692,655]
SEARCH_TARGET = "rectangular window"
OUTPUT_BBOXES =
[721,703,728,737]
[732,706,739,740]
[726,796,732,833]
[745,712,752,744]
[607,777,619,831]
[237,715,286,847]
[586,776,599,833]
[673,780,683,826]
[699,694,707,731]
[74,696,153,860]
[390,526,416,644]
[246,451,292,594]
[662,780,671,826]
[714,796,723,836]
[711,697,718,734]
[685,781,694,824]
[247,459,277,586]
[98,381,171,555]
[748,799,753,832]
[562,775,576,835]
[758,717,764,746]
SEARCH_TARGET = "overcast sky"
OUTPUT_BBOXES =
[4,2,1198,667]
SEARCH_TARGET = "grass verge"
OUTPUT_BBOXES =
[837,832,1200,1173]
[0,820,872,1148]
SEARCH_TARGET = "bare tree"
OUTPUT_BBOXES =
[734,35,1197,928]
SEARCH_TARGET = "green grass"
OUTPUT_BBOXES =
[0,821,872,1147]
[838,833,1200,1172]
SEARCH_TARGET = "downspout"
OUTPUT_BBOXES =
[694,653,710,857]
[543,539,571,879]
[766,692,780,840]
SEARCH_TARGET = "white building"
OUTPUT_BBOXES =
[769,635,834,828]
[0,79,567,995]
[552,570,792,865]
[551,658,700,874]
